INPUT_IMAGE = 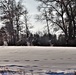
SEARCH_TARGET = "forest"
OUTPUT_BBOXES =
[0,0,76,46]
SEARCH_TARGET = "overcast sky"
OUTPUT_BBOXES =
[22,0,45,34]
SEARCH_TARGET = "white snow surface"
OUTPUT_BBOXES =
[0,46,76,72]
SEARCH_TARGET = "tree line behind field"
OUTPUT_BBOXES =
[0,0,76,46]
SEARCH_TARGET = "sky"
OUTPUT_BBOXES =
[22,0,45,33]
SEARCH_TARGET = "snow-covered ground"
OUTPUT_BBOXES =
[0,46,76,73]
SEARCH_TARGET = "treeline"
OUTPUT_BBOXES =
[0,0,29,46]
[0,0,76,46]
[0,26,76,46]
[36,0,76,46]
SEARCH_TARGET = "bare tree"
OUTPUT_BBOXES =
[36,5,51,39]
[36,0,76,44]
[0,0,16,45]
[0,0,29,45]
[0,0,16,35]
[24,10,29,38]
[14,0,27,41]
